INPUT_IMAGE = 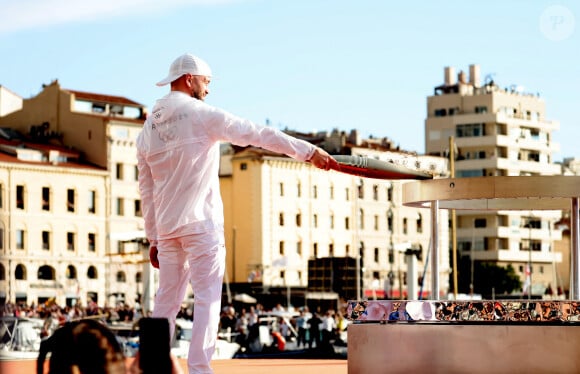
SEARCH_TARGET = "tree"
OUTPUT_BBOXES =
[455,256,522,297]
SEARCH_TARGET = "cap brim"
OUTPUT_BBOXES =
[156,78,172,87]
[156,73,181,87]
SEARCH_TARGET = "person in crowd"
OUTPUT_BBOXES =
[295,309,309,348]
[36,318,183,374]
[321,310,337,349]
[308,312,322,349]
[136,53,339,373]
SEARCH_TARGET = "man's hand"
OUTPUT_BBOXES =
[149,246,159,269]
[308,148,340,171]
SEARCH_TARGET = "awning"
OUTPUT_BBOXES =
[364,289,386,298]
[379,290,431,299]
[305,291,339,300]
[109,230,146,242]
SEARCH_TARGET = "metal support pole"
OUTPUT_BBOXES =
[430,200,440,300]
[571,198,580,299]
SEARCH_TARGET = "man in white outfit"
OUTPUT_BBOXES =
[136,53,338,373]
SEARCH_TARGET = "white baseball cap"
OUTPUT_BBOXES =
[156,53,212,87]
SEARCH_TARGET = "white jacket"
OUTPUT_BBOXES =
[136,91,315,244]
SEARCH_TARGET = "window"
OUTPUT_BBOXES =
[346,244,350,256]
[523,217,541,229]
[134,165,139,181]
[0,228,3,250]
[16,230,25,249]
[116,271,126,282]
[358,208,364,229]
[373,185,379,200]
[475,106,488,113]
[88,190,96,214]
[297,183,301,197]
[296,213,302,227]
[330,215,335,229]
[329,243,334,257]
[345,188,350,201]
[88,233,96,252]
[456,123,485,138]
[116,198,124,215]
[67,232,75,251]
[387,185,393,201]
[0,183,3,208]
[313,243,318,258]
[329,185,334,199]
[16,185,25,209]
[417,213,423,233]
[38,265,55,280]
[279,213,284,226]
[374,215,379,231]
[345,217,350,230]
[403,218,408,234]
[448,107,460,115]
[116,163,124,180]
[279,241,285,255]
[240,162,247,170]
[434,108,447,117]
[297,241,302,255]
[313,214,318,228]
[457,169,485,178]
[374,248,379,263]
[42,187,50,211]
[42,231,50,250]
[135,199,142,217]
[474,218,487,228]
[15,264,27,280]
[313,185,318,199]
[66,265,77,279]
[279,183,284,197]
[67,189,75,212]
[358,181,364,199]
[87,266,98,279]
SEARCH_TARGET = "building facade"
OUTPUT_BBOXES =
[220,130,449,303]
[1,80,449,310]
[425,65,563,296]
[0,81,148,308]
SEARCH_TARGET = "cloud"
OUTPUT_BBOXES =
[0,0,241,35]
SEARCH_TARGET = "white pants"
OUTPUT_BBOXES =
[153,230,225,374]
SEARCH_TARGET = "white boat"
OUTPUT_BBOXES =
[171,318,240,360]
[0,316,43,360]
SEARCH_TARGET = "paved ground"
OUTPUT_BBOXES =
[1,357,348,374]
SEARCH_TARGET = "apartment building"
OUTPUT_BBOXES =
[0,132,109,306]
[220,129,449,303]
[425,65,563,296]
[0,81,148,308]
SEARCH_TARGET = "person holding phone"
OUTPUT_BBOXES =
[36,318,184,374]
[136,53,338,373]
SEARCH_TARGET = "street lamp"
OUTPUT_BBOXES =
[524,220,533,300]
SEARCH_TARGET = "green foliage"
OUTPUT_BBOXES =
[454,256,522,297]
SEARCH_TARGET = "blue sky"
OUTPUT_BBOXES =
[1,0,578,161]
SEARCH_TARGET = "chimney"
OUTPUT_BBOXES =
[469,64,480,87]
[444,66,456,86]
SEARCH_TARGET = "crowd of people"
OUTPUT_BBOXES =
[1,299,349,353]
[216,303,349,352]
[1,300,146,339]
